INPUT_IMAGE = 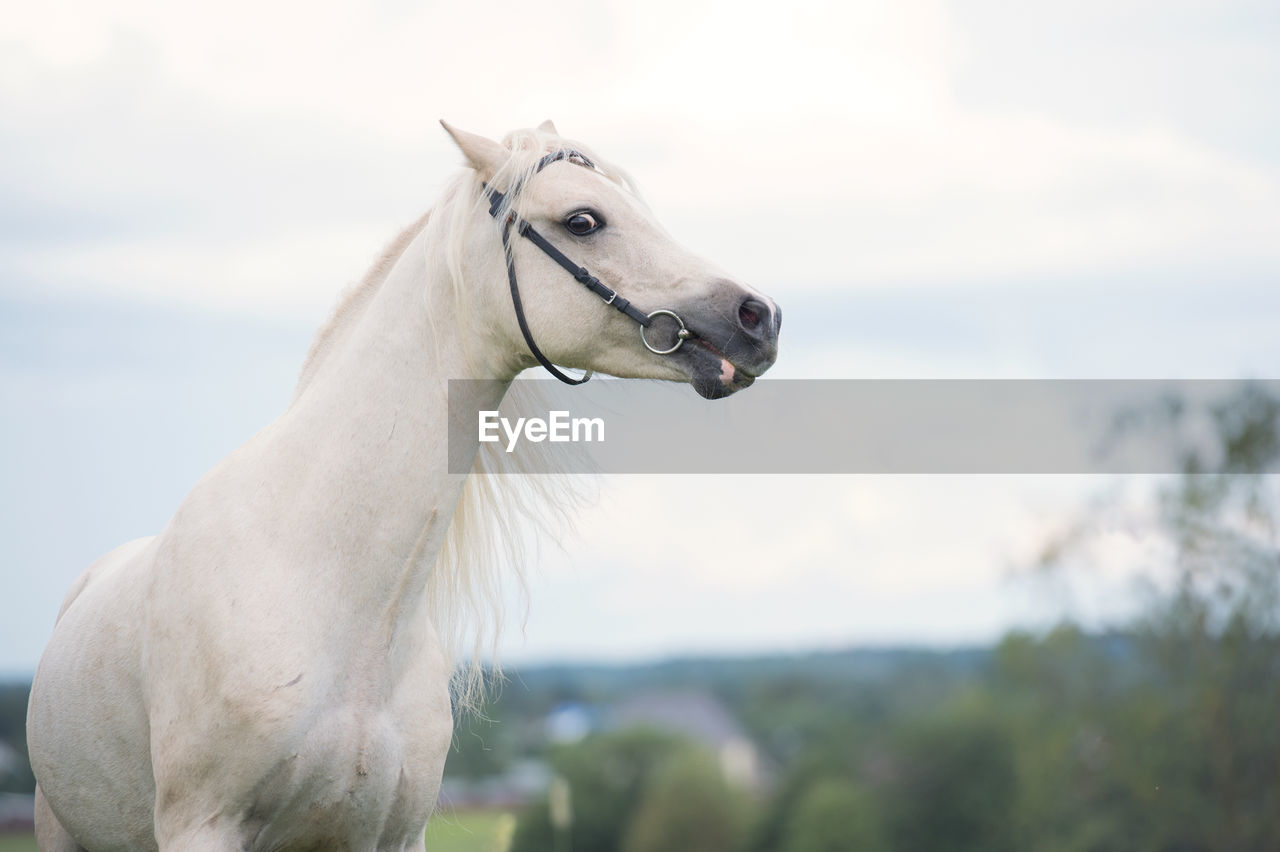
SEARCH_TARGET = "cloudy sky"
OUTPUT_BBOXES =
[2,0,1278,673]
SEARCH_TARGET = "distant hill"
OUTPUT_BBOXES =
[503,644,992,697]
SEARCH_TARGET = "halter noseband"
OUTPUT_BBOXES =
[483,150,690,385]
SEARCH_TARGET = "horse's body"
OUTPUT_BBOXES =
[27,122,779,851]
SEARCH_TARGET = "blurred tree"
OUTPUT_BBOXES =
[621,748,750,852]
[509,728,685,852]
[747,749,860,852]
[781,777,885,852]
[1024,381,1280,850]
[0,682,35,794]
[879,709,1019,852]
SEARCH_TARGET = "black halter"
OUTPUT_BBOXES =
[483,150,689,385]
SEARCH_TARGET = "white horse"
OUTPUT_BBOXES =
[26,121,780,851]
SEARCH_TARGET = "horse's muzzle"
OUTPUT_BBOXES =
[665,286,780,399]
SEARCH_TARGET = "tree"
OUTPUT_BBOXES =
[622,748,750,852]
[0,682,35,794]
[1025,382,1280,849]
[781,778,885,852]
[879,710,1019,852]
[509,728,686,852]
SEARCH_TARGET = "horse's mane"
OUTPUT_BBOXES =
[292,126,638,708]
[292,210,432,402]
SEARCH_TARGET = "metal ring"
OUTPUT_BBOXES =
[641,309,688,355]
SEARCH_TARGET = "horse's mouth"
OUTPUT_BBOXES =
[677,337,760,400]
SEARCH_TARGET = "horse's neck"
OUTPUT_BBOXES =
[267,222,509,637]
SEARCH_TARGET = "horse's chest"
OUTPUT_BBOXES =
[248,697,452,849]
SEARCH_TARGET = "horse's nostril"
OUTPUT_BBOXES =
[738,299,765,332]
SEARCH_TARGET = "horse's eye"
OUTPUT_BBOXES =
[565,211,602,236]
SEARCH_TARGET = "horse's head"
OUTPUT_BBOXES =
[441,121,780,399]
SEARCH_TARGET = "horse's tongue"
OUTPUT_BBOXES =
[719,358,735,385]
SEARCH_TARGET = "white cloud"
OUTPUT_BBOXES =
[4,0,1276,316]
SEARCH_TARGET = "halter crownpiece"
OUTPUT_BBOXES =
[483,149,691,385]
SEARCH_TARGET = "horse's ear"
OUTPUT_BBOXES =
[537,119,559,136]
[440,120,508,181]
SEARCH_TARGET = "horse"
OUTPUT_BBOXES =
[26,120,780,851]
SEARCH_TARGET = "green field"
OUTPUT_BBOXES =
[0,810,514,852]
[0,836,34,852]
[426,809,516,852]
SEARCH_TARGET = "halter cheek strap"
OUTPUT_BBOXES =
[484,149,690,385]
[499,216,595,385]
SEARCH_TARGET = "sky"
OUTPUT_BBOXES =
[2,0,1278,673]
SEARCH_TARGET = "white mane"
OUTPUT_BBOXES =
[292,209,431,402]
